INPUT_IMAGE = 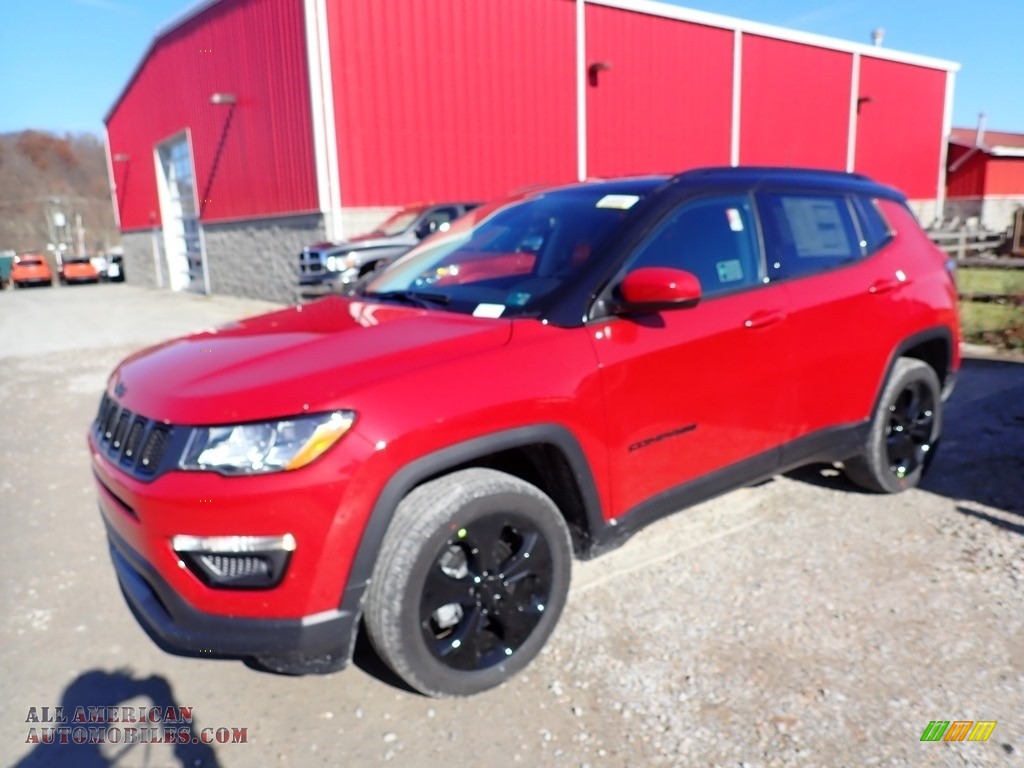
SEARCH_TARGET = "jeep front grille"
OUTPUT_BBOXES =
[299,250,324,274]
[93,394,174,478]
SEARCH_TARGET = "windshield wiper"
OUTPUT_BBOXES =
[362,289,452,308]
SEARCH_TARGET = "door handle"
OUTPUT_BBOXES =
[869,279,900,294]
[743,309,786,329]
[869,269,910,294]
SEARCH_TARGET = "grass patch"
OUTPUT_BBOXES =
[956,267,1024,350]
[959,301,1024,350]
[956,267,1024,295]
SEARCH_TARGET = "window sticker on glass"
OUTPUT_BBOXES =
[472,303,506,318]
[596,194,640,210]
[725,208,744,232]
[716,259,744,282]
[506,292,531,307]
[781,197,852,257]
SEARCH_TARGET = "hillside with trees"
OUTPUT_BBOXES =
[0,130,119,254]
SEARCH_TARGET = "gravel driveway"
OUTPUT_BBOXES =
[1,284,1021,767]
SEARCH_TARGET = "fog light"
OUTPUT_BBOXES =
[173,534,295,589]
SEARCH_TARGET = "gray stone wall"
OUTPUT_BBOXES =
[202,213,326,303]
[120,230,169,289]
[942,198,983,228]
[906,199,940,228]
[981,197,1024,233]
[119,209,414,303]
[940,198,1023,233]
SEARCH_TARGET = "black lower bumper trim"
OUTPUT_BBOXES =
[105,522,357,663]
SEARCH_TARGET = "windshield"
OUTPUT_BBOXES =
[362,188,639,317]
[373,207,426,237]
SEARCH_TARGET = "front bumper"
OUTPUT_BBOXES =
[106,521,359,660]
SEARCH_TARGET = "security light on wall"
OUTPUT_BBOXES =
[588,62,612,87]
[210,92,237,105]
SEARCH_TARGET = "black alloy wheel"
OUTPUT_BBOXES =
[844,357,943,493]
[883,378,936,481]
[364,468,572,697]
[420,513,554,671]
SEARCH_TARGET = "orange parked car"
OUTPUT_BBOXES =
[59,256,100,285]
[11,254,53,287]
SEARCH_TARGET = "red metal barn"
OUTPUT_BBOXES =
[946,126,1024,231]
[105,0,959,301]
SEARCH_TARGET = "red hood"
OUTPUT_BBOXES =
[110,297,512,424]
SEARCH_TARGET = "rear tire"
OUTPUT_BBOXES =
[844,357,942,493]
[364,468,572,697]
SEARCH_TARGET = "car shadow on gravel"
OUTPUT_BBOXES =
[13,668,221,767]
[350,626,421,695]
[786,357,1024,534]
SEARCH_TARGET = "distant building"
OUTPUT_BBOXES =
[946,126,1024,231]
[105,0,960,302]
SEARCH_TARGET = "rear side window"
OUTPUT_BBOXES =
[758,192,862,281]
[625,194,761,298]
[852,195,893,254]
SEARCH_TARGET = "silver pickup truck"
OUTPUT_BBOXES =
[297,202,480,298]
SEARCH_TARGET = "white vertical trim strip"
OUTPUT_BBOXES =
[936,70,956,223]
[576,0,587,181]
[103,129,120,229]
[731,30,741,167]
[315,0,343,239]
[184,129,211,295]
[303,0,331,220]
[846,52,860,173]
[153,144,172,288]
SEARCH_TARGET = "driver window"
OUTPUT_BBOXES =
[627,195,761,298]
[421,207,459,235]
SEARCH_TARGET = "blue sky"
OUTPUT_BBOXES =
[1,0,1021,136]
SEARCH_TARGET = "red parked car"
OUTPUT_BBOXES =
[90,168,959,697]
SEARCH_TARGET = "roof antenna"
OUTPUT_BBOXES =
[870,28,884,47]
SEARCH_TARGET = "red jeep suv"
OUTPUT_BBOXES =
[90,168,959,697]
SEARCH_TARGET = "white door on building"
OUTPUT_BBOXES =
[156,135,207,293]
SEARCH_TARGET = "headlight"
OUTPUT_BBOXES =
[325,253,358,272]
[180,411,355,475]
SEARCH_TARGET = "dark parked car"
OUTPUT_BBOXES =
[297,202,480,297]
[92,168,958,697]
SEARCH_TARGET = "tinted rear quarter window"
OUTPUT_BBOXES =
[852,195,894,254]
[758,192,861,281]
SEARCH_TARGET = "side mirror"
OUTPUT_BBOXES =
[615,267,701,314]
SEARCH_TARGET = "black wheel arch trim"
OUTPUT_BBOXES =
[340,424,605,616]
[872,326,956,414]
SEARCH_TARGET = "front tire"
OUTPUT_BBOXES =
[364,468,572,697]
[844,357,942,493]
